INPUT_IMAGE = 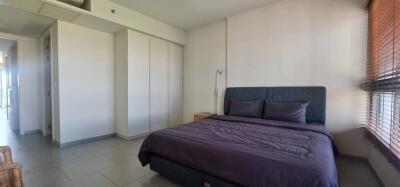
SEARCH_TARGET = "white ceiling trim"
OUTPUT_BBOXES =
[111,0,280,30]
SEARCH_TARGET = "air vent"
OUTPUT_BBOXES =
[56,0,91,11]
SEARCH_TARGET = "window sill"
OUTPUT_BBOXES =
[366,130,400,171]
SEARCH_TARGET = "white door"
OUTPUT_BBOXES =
[168,44,183,127]
[127,31,150,136]
[150,38,168,132]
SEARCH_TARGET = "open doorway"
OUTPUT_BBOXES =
[0,37,18,139]
[0,51,8,120]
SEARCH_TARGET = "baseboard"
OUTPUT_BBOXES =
[339,153,369,162]
[117,132,148,140]
[56,133,116,148]
[21,129,41,135]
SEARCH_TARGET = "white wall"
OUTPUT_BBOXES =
[56,21,114,144]
[50,23,61,142]
[114,30,129,138]
[183,21,226,123]
[227,0,368,157]
[114,29,151,138]
[0,31,43,135]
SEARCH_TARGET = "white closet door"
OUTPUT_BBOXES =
[127,30,150,136]
[150,38,169,131]
[168,44,183,127]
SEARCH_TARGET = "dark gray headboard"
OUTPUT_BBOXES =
[224,87,326,124]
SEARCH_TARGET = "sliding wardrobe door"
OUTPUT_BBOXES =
[168,44,183,127]
[127,30,150,136]
[150,38,169,131]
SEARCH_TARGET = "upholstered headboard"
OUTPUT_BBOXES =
[224,87,326,124]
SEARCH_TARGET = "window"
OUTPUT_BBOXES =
[365,0,400,169]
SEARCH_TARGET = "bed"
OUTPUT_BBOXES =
[138,87,338,187]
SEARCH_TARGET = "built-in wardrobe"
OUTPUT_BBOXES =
[115,29,183,139]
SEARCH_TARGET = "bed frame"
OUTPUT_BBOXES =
[149,87,327,187]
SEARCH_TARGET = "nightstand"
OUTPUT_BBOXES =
[194,112,216,121]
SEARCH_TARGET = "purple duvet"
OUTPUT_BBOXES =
[139,115,338,187]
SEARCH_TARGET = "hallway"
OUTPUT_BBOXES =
[0,120,18,147]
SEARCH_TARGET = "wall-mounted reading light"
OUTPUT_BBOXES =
[215,69,223,114]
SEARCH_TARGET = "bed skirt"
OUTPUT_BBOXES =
[149,154,239,187]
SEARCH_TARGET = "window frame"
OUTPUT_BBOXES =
[365,0,400,171]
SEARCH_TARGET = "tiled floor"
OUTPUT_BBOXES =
[336,157,384,187]
[0,120,384,187]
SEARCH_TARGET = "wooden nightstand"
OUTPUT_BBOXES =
[194,112,216,121]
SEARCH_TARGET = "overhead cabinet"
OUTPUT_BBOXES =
[115,29,183,139]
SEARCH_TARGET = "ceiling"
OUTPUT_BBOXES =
[0,5,55,38]
[111,0,280,30]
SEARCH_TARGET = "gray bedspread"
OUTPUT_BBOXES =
[138,115,338,187]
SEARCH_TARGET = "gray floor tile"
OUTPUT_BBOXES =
[17,149,81,177]
[59,172,117,187]
[99,159,152,186]
[23,167,70,187]
[336,157,383,187]
[103,148,137,163]
[60,155,117,179]
[67,141,119,159]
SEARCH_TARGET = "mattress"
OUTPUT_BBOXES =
[139,115,338,187]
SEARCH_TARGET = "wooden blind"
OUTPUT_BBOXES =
[366,0,400,166]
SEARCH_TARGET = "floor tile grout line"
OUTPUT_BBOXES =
[21,166,72,186]
[57,165,73,182]
[69,149,85,160]
[59,169,106,185]
[98,171,120,187]
[68,145,123,160]
[124,173,152,187]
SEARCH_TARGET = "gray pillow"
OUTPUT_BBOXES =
[263,101,309,123]
[229,100,264,118]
